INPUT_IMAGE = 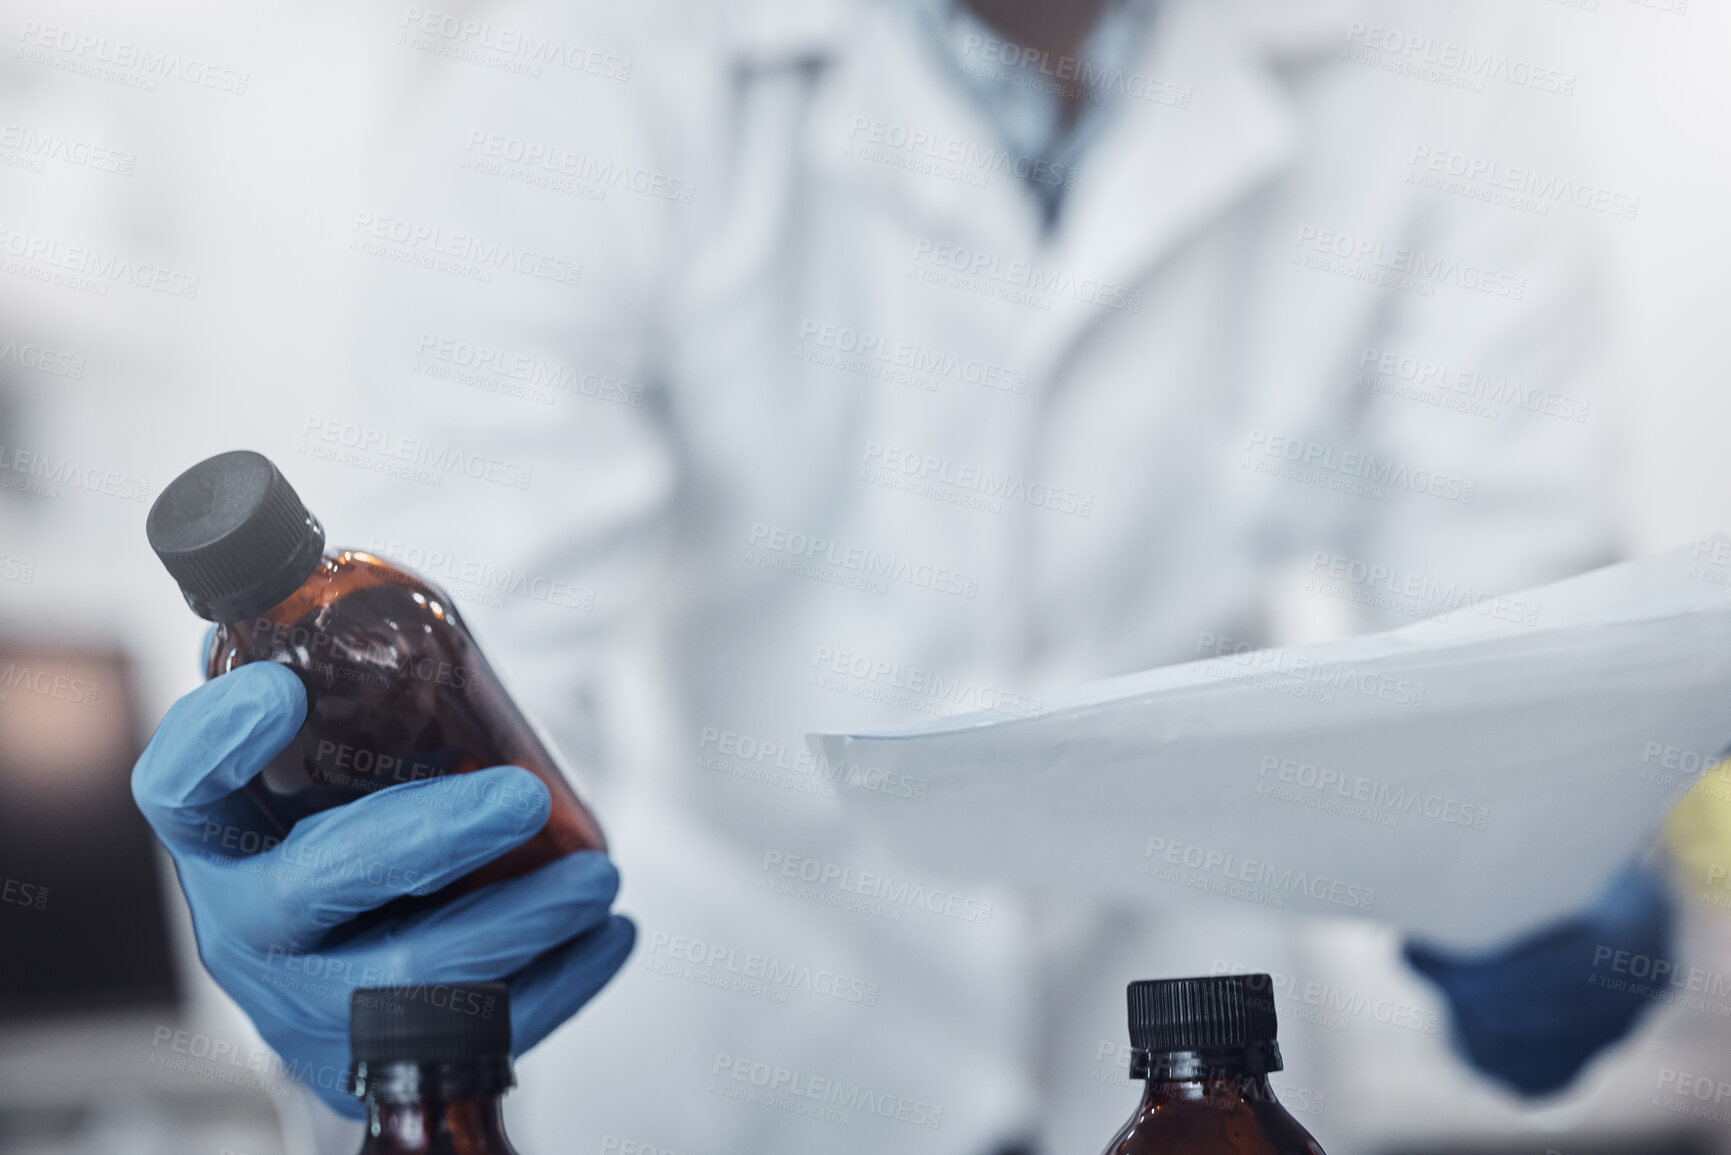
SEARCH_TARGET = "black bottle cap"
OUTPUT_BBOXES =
[146,450,325,622]
[350,983,512,1065]
[1127,974,1282,1079]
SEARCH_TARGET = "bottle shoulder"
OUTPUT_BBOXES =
[1110,1082,1325,1154]
[324,551,464,619]
[206,550,476,677]
[248,551,465,627]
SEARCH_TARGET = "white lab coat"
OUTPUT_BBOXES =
[329,0,1619,1150]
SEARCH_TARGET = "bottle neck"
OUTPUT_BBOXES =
[1130,1044,1288,1121]
[1129,1040,1281,1081]
[355,1060,517,1155]
[1140,1072,1282,1111]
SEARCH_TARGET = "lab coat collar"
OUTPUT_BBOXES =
[1027,0,1334,374]
[714,0,1363,381]
[786,0,1348,369]
[802,0,1044,244]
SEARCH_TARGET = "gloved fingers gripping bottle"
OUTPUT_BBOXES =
[146,450,604,912]
[1100,975,1326,1155]
[350,982,523,1155]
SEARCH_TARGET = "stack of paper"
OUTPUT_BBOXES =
[813,539,1731,950]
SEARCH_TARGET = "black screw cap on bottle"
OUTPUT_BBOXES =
[350,983,513,1066]
[1127,974,1282,1078]
[146,450,325,622]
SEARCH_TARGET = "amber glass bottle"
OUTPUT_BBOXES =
[1100,975,1326,1155]
[146,450,604,907]
[350,982,522,1155]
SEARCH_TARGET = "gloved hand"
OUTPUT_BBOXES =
[132,661,635,1119]
[1403,860,1672,1097]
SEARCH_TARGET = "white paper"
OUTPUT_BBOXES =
[812,538,1731,951]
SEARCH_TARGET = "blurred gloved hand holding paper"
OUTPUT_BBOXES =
[813,538,1731,952]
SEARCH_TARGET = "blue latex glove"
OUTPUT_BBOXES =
[132,661,635,1119]
[1404,861,1673,1097]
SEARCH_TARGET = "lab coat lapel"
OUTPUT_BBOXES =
[802,1,1044,250]
[776,0,1339,381]
[1022,0,1311,379]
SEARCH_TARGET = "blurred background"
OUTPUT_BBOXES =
[3,1,1731,1153]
